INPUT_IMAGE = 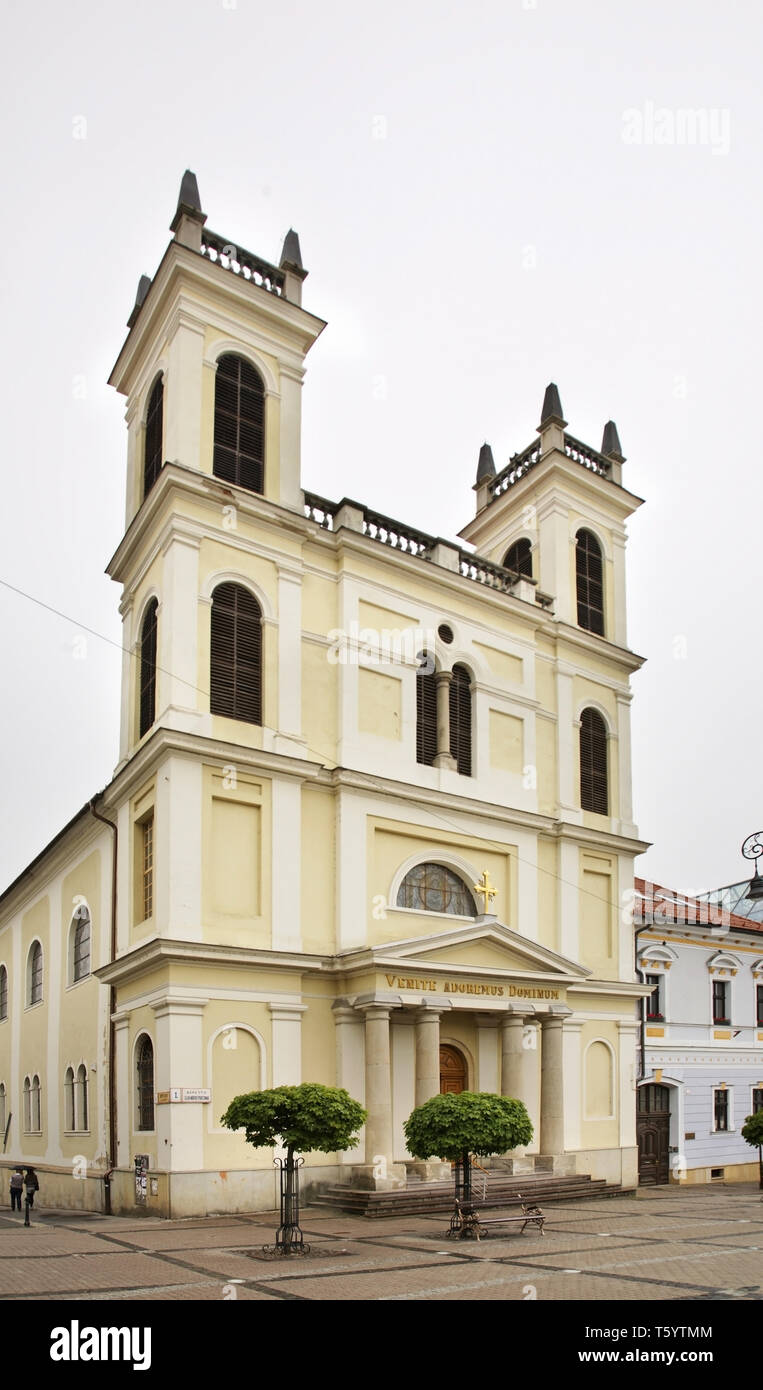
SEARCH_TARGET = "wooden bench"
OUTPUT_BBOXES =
[447,1198,545,1241]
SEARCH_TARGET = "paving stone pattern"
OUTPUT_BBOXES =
[0,1186,761,1302]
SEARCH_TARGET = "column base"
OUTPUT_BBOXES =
[487,1154,536,1176]
[349,1163,407,1191]
[533,1153,577,1176]
[408,1160,451,1183]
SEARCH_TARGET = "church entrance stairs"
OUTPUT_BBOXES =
[308,1171,633,1217]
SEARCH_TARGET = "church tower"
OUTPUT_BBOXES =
[108,170,325,769]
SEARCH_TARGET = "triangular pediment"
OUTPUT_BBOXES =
[357,917,590,981]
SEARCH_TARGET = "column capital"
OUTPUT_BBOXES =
[354,992,402,1015]
[537,1004,573,1023]
[268,1003,308,1022]
[412,1004,448,1021]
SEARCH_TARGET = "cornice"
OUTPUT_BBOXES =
[96,936,329,989]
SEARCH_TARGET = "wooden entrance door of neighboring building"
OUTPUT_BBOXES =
[637,1083,670,1185]
[440,1045,467,1094]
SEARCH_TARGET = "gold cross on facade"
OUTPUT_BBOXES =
[473,871,497,914]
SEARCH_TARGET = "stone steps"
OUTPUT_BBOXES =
[308,1172,633,1217]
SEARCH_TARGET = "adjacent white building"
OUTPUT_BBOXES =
[634,878,763,1185]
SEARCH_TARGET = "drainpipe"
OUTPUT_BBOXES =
[634,922,651,1083]
[89,797,118,1216]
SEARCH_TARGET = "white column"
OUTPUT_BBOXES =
[278,363,306,510]
[333,1002,365,1165]
[611,530,628,648]
[164,311,205,472]
[539,1010,571,1156]
[113,1014,130,1170]
[152,998,208,1172]
[275,566,304,749]
[117,594,134,764]
[476,1017,499,1093]
[516,834,539,941]
[336,788,366,951]
[164,756,203,941]
[354,1001,405,1188]
[556,663,580,820]
[158,533,201,726]
[617,1021,639,1149]
[47,893,62,1163]
[414,1007,443,1105]
[537,502,573,625]
[559,839,580,961]
[271,779,302,952]
[434,671,456,769]
[616,693,636,834]
[562,1019,583,1150]
[269,1003,306,1087]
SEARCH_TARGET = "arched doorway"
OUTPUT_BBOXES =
[440,1044,468,1094]
[637,1083,670,1185]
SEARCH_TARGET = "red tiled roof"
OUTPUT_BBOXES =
[633,877,763,934]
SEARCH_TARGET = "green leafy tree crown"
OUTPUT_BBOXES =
[741,1111,763,1149]
[220,1083,367,1156]
[404,1091,533,1161]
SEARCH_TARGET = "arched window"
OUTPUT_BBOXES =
[503,537,533,579]
[396,863,477,916]
[76,1063,89,1132]
[575,529,604,635]
[143,375,164,498]
[213,353,265,495]
[139,599,158,738]
[449,664,472,776]
[580,708,608,814]
[210,583,262,724]
[72,907,91,983]
[0,965,7,1021]
[0,1082,5,1137]
[23,1077,31,1132]
[31,1075,41,1131]
[64,1066,75,1131]
[136,1036,155,1132]
[416,655,437,766]
[28,942,43,1006]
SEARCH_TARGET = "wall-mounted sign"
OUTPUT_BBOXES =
[182,1088,211,1104]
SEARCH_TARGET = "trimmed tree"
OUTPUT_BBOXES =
[741,1110,763,1191]
[404,1091,533,1217]
[221,1083,367,1253]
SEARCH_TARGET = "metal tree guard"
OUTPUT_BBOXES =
[263,1154,310,1256]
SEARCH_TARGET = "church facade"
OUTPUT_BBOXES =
[0,174,649,1216]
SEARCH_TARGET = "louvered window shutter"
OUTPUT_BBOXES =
[416,661,437,766]
[143,377,164,498]
[576,529,604,635]
[213,354,265,495]
[139,600,158,737]
[449,664,472,776]
[210,583,262,724]
[580,708,608,813]
[504,537,533,579]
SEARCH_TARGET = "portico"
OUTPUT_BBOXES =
[329,916,642,1190]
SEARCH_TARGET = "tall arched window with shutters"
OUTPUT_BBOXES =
[210,583,262,724]
[64,1067,75,1131]
[580,707,608,814]
[449,664,473,776]
[503,537,533,579]
[0,964,7,1021]
[576,529,604,635]
[213,353,265,494]
[28,942,43,1006]
[143,375,164,498]
[139,599,158,738]
[416,655,437,766]
[76,1063,89,1132]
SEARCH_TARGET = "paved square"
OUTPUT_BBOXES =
[1,1185,761,1301]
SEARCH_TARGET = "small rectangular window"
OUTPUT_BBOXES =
[142,817,154,921]
[645,973,663,1020]
[752,1088,763,1115]
[713,1089,729,1132]
[757,984,763,1027]
[710,1167,724,1179]
[712,979,729,1025]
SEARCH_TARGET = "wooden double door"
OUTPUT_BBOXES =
[637,1084,670,1185]
[439,1044,467,1094]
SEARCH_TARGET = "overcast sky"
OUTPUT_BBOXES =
[1,0,761,899]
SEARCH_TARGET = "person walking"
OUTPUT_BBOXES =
[23,1167,39,1209]
[9,1168,23,1212]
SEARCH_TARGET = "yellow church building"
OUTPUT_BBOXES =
[0,173,649,1216]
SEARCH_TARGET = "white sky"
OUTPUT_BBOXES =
[1,0,761,897]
